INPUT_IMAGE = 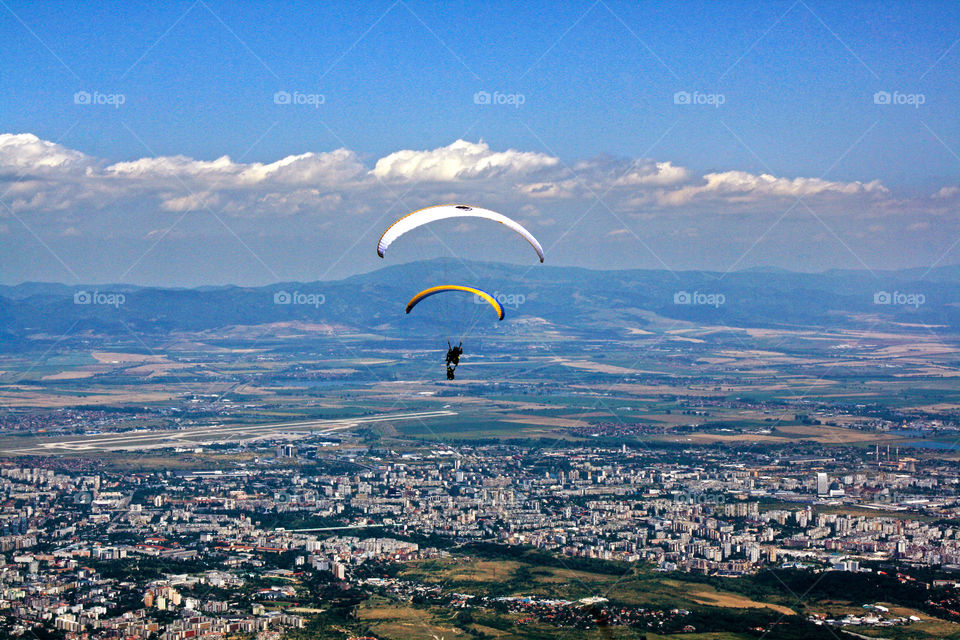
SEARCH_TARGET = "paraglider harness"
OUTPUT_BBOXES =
[445,341,463,379]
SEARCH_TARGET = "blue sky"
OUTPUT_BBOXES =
[1,0,959,285]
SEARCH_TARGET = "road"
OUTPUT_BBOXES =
[1,410,456,454]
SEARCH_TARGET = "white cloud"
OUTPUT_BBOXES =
[255,190,342,216]
[160,191,222,212]
[657,171,888,206]
[0,133,929,226]
[933,185,960,199]
[106,155,237,179]
[106,149,366,190]
[517,180,577,199]
[614,160,690,187]
[0,133,94,174]
[371,139,559,182]
[238,150,366,186]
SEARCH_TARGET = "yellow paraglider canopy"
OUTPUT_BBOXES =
[405,285,504,321]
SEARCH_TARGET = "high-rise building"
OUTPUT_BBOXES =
[816,472,829,496]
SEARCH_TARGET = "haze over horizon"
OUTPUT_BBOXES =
[5,255,960,291]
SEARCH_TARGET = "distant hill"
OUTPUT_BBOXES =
[0,259,958,349]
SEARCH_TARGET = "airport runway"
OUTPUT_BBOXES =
[2,410,457,454]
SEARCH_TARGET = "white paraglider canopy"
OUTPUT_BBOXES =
[377,204,545,262]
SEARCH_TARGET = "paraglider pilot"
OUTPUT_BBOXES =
[445,341,463,379]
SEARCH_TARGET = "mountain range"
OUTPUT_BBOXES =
[1,259,958,350]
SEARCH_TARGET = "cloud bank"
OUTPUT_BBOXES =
[2,133,957,285]
[0,134,916,220]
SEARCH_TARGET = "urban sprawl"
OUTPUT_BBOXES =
[1,434,959,638]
